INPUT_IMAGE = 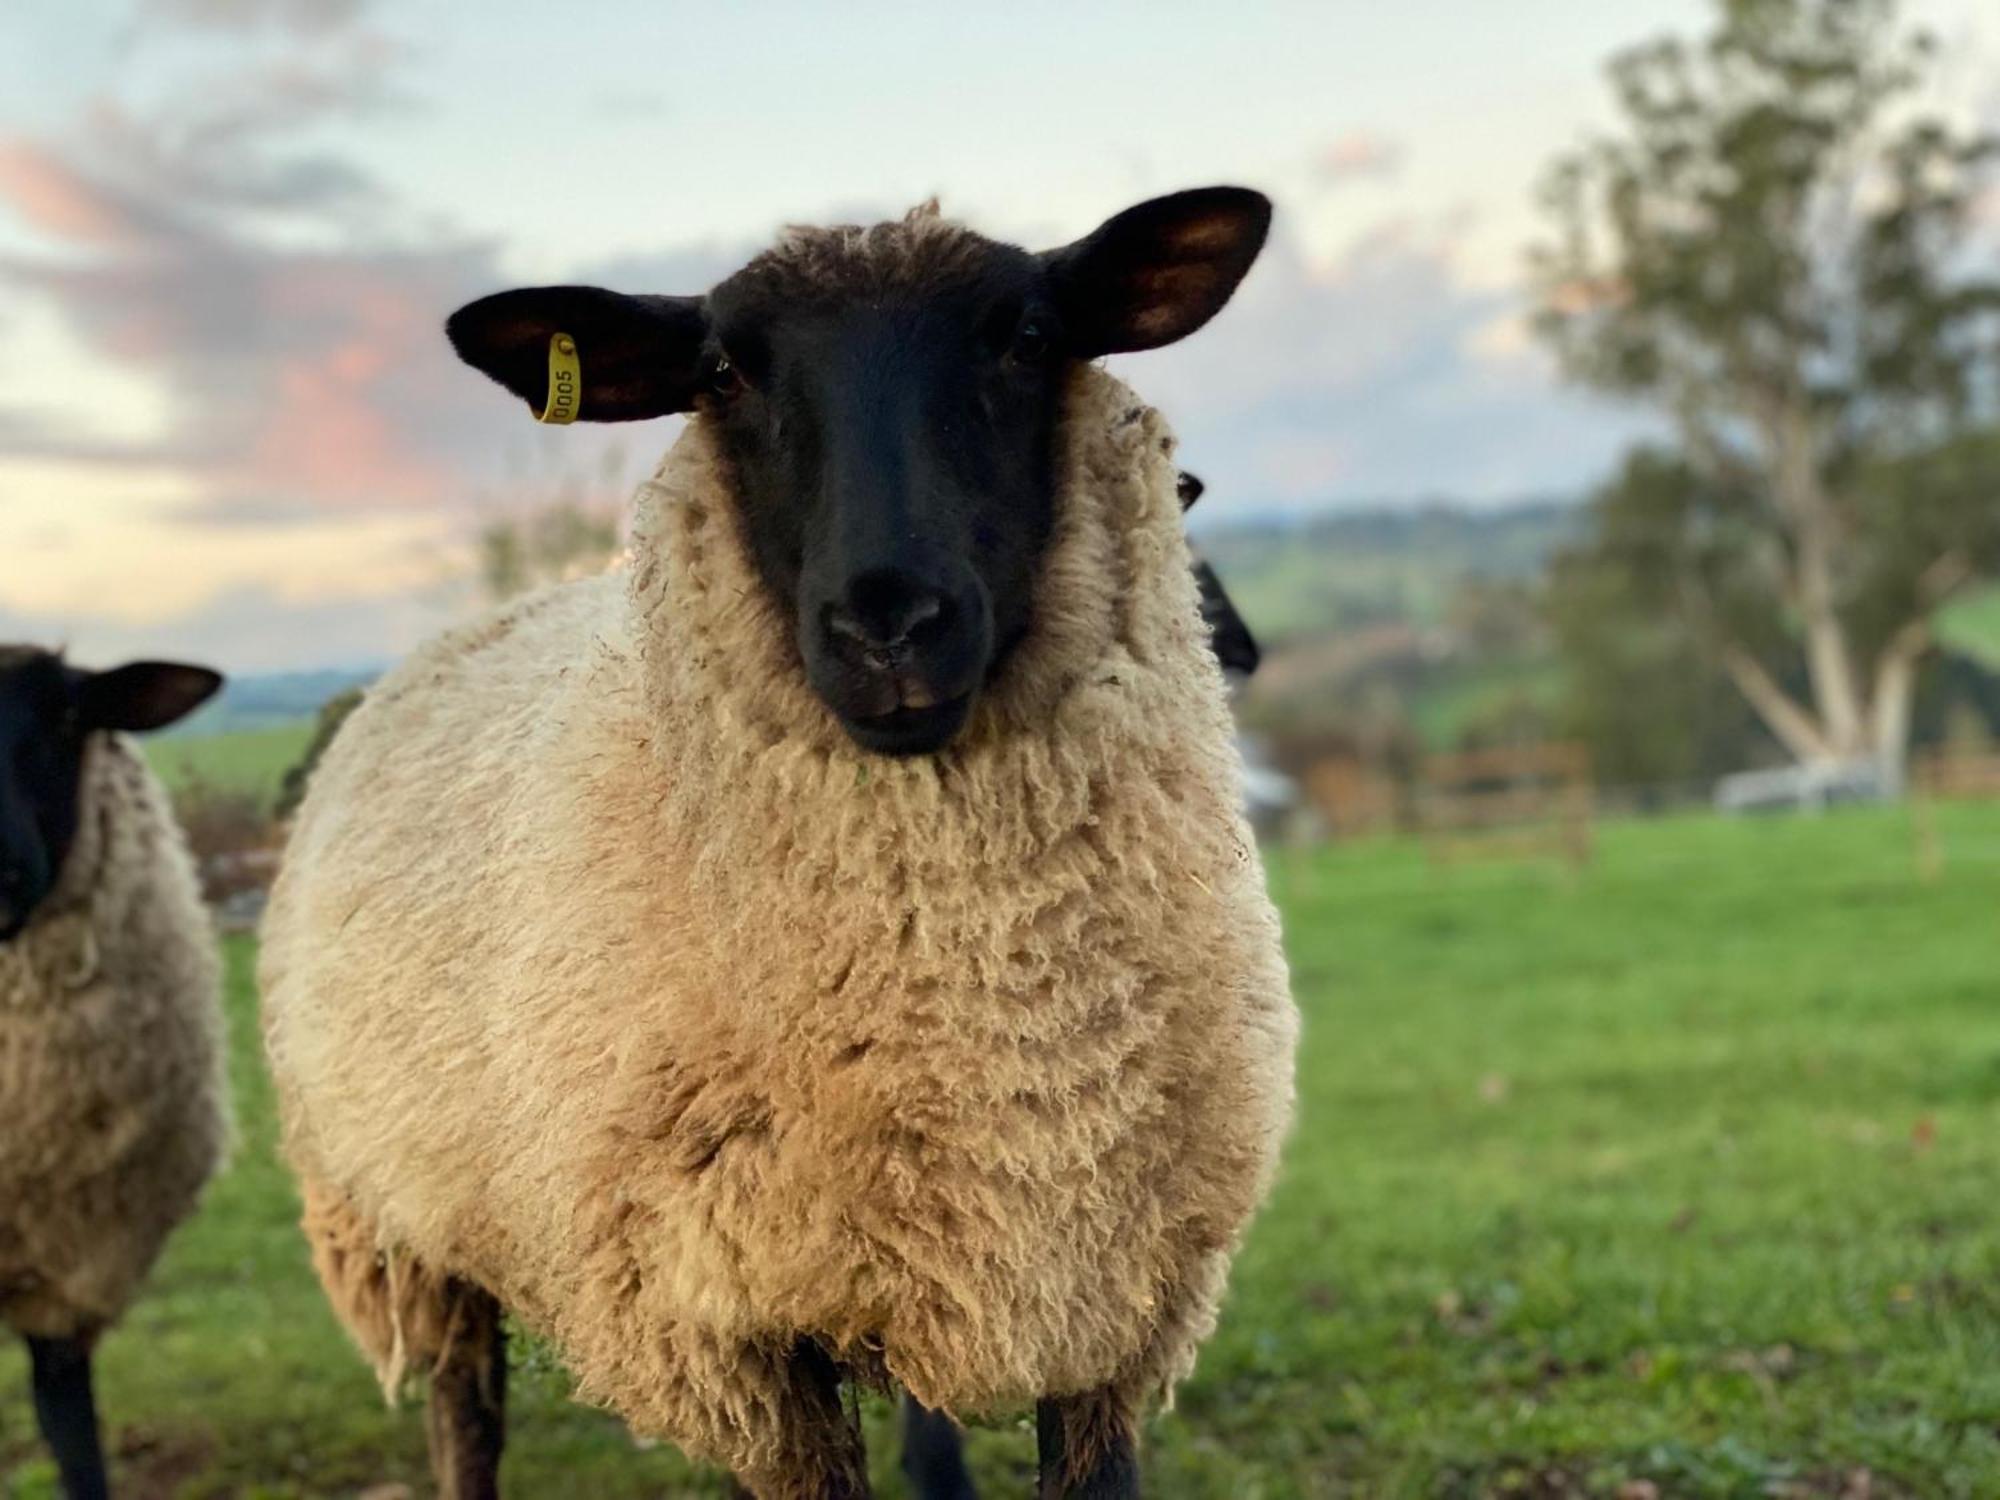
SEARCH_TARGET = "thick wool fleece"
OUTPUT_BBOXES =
[261,365,1296,1484]
[0,735,228,1342]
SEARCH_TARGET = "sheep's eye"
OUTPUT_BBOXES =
[1008,320,1051,365]
[707,355,745,399]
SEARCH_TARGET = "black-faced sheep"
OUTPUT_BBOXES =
[0,649,228,1500]
[1177,471,1262,682]
[261,190,1297,1500]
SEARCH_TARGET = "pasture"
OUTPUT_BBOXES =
[6,803,2000,1497]
[143,725,315,813]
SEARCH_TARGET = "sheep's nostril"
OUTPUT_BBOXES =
[828,582,950,658]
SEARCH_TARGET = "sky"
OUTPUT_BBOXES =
[2,0,1996,672]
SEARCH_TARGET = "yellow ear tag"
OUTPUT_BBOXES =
[538,332,582,424]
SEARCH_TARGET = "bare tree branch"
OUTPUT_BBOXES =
[1718,642,1837,763]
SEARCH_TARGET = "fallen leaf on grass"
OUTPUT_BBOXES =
[1302,1281,1340,1312]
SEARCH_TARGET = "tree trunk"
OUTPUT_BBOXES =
[1768,398,1870,759]
[1868,623,1930,797]
[1719,642,1836,764]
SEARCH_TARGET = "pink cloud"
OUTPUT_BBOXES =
[0,139,167,247]
[1314,131,1406,186]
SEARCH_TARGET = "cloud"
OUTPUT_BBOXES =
[0,0,503,524]
[0,140,182,247]
[1116,217,1653,513]
[1313,131,1406,186]
[0,578,451,673]
[0,178,508,514]
[134,0,371,39]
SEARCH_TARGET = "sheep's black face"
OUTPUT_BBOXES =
[0,654,84,942]
[0,652,221,940]
[445,187,1271,756]
[700,249,1065,754]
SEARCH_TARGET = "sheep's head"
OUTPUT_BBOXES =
[0,650,221,940]
[446,188,1269,756]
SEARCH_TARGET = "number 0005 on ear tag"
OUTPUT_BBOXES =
[539,333,581,424]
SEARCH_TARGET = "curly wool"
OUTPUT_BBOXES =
[0,735,228,1343]
[261,363,1296,1481]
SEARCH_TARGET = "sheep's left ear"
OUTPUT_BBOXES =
[1042,187,1271,356]
[72,662,223,733]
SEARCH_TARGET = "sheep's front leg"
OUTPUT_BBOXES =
[26,1334,108,1500]
[900,1392,977,1499]
[1035,1388,1138,1499]
[424,1286,506,1500]
[728,1338,869,1500]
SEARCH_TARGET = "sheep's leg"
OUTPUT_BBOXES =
[900,1392,977,1499]
[25,1334,109,1500]
[1035,1389,1138,1500]
[424,1285,506,1500]
[728,1338,869,1500]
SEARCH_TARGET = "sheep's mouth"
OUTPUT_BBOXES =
[841,693,974,757]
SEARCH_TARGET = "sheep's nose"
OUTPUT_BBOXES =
[827,572,952,662]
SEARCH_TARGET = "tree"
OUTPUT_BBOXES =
[1545,449,1781,788]
[276,687,365,821]
[474,497,624,605]
[1532,0,2000,784]
[471,437,631,605]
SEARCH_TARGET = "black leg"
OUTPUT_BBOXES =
[1035,1391,1138,1500]
[424,1285,506,1500]
[900,1392,977,1500]
[26,1335,109,1500]
[727,1338,870,1499]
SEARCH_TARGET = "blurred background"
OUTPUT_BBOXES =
[5,1,2000,1497]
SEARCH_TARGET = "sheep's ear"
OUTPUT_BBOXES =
[1176,470,1206,511]
[73,662,223,733]
[1042,188,1271,356]
[446,287,708,421]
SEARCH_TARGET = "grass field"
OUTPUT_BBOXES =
[143,724,315,812]
[7,803,2000,1497]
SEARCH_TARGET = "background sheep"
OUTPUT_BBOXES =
[262,189,1297,1500]
[1177,471,1261,682]
[0,649,229,1500]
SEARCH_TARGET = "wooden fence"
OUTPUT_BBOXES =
[1911,749,2000,880]
[1415,742,1595,869]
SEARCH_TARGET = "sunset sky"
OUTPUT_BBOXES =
[3,0,1996,671]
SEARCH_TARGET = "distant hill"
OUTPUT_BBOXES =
[1192,502,1579,645]
[164,666,380,739]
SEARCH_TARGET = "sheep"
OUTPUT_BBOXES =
[260,188,1298,1500]
[1176,471,1262,682]
[0,648,229,1500]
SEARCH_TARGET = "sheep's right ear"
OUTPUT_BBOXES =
[1043,188,1271,356]
[446,288,708,421]
[73,662,223,733]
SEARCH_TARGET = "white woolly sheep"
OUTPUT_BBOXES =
[261,189,1297,1500]
[0,649,229,1500]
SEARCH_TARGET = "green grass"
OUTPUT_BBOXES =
[9,804,2000,1496]
[144,724,314,812]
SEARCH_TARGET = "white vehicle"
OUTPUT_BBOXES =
[1714,759,1892,814]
